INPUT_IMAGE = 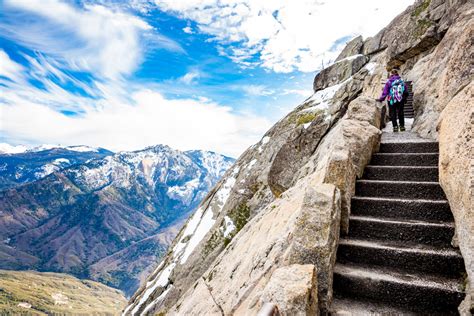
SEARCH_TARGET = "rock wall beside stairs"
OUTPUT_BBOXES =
[438,82,474,314]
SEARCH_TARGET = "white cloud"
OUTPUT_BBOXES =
[182,26,193,34]
[238,85,275,96]
[178,70,201,85]
[0,50,24,82]
[153,0,415,73]
[281,88,312,97]
[1,88,271,158]
[1,0,183,79]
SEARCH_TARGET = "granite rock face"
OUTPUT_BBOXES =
[259,265,318,316]
[438,82,474,314]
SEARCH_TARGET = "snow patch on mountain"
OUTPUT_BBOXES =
[216,167,239,207]
[0,143,28,154]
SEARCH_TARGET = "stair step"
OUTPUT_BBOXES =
[333,263,464,314]
[370,153,438,166]
[363,165,438,181]
[331,295,420,316]
[347,215,454,247]
[337,239,464,278]
[355,180,446,200]
[351,196,453,221]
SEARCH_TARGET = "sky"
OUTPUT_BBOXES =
[0,0,414,158]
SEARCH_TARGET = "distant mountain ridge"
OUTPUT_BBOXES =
[0,145,113,190]
[0,144,234,297]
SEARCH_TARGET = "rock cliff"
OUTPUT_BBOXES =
[125,0,473,314]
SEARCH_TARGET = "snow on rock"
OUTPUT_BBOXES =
[258,136,271,153]
[191,150,232,179]
[216,167,239,207]
[34,164,60,179]
[365,62,377,75]
[140,287,172,316]
[130,263,177,315]
[167,178,200,204]
[303,82,343,113]
[66,145,99,152]
[222,216,236,238]
[53,158,70,165]
[246,159,257,170]
[179,207,216,264]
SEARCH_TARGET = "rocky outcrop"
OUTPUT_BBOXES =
[126,0,473,314]
[313,55,369,92]
[335,36,364,62]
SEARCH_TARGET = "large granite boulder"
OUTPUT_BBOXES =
[260,265,318,316]
[313,55,369,92]
[335,36,364,62]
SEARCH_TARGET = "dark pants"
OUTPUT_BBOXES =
[389,102,405,127]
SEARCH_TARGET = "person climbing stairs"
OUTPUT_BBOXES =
[331,104,466,314]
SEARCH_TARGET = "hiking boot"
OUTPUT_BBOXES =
[400,126,406,131]
[393,126,399,132]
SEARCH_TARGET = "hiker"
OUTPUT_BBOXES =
[377,67,409,132]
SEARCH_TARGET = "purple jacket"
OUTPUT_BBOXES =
[378,75,405,101]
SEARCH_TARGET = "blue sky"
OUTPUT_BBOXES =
[0,0,413,157]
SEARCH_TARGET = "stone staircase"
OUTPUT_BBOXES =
[331,129,466,314]
[404,81,414,119]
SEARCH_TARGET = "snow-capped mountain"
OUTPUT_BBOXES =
[0,145,113,190]
[0,144,234,297]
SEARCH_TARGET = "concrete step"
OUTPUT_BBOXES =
[363,165,438,181]
[333,264,464,314]
[370,153,438,166]
[351,196,453,222]
[337,238,464,278]
[355,180,446,200]
[347,215,454,247]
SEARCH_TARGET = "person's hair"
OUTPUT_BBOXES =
[391,67,400,75]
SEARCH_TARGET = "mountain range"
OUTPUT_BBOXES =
[0,144,234,297]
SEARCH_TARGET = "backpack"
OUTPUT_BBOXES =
[388,78,406,105]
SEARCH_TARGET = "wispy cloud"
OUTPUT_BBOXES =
[178,70,201,85]
[1,0,184,80]
[238,85,275,97]
[0,50,25,82]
